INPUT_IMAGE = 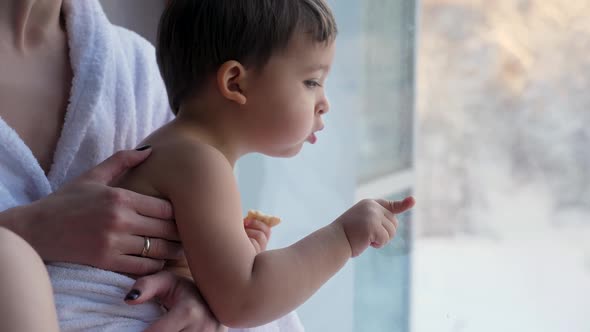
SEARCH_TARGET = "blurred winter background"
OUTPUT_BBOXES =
[413,0,590,331]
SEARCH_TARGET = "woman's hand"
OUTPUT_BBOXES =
[125,271,227,332]
[244,218,272,254]
[3,148,183,275]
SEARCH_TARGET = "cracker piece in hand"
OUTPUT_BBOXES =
[246,210,282,227]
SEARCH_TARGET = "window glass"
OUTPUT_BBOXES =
[415,1,590,331]
[354,191,413,332]
[358,0,416,183]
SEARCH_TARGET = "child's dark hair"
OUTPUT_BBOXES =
[157,0,338,113]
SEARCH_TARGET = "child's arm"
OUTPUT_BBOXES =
[157,145,350,327]
[152,143,411,328]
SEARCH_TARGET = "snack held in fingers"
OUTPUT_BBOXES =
[246,210,282,228]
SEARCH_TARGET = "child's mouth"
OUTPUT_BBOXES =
[306,133,317,144]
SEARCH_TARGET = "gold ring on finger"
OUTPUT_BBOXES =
[141,237,151,257]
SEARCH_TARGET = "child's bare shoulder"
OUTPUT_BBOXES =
[116,136,233,200]
[157,138,228,168]
[146,138,235,196]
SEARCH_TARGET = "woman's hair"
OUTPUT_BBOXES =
[157,0,337,113]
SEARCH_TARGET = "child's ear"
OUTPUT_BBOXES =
[217,60,248,105]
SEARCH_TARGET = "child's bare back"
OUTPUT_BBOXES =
[114,121,228,279]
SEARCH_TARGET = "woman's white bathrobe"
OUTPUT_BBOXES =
[0,1,302,331]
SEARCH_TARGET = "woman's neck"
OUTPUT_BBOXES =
[0,0,64,51]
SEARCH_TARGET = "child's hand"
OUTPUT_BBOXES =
[335,196,415,257]
[244,218,272,254]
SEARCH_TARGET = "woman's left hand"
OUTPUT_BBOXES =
[125,271,227,332]
[125,219,271,331]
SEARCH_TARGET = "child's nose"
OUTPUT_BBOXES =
[316,96,330,115]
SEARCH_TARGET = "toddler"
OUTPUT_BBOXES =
[117,0,415,329]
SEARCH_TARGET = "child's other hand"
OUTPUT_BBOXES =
[244,218,272,254]
[336,196,415,257]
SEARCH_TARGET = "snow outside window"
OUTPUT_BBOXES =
[413,1,590,331]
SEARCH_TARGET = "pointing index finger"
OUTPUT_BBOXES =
[376,196,416,214]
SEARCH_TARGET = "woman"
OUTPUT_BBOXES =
[0,0,223,330]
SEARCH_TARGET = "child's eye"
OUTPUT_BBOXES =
[304,80,322,88]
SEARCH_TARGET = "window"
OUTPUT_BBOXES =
[352,1,417,332]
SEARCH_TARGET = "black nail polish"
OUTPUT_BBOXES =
[125,289,141,301]
[135,145,152,151]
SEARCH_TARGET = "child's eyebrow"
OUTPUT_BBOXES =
[305,64,330,72]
